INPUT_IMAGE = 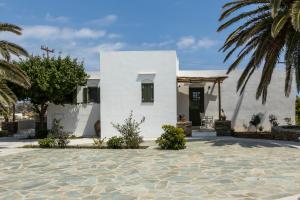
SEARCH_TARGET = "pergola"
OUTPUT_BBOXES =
[177,75,228,120]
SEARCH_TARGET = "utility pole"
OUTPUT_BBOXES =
[41,45,54,58]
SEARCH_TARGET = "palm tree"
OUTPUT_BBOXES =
[218,0,300,103]
[0,23,30,114]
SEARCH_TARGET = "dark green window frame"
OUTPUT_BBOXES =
[63,89,77,104]
[142,83,154,103]
[83,87,100,103]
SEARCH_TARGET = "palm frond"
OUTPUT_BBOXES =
[0,61,30,88]
[256,33,285,103]
[271,13,289,37]
[219,0,300,103]
[218,5,269,32]
[0,23,22,35]
[0,41,29,58]
[0,82,17,105]
[220,0,269,20]
[291,0,300,31]
[271,0,282,18]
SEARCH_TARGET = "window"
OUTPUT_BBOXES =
[63,89,77,104]
[142,83,154,103]
[83,87,100,103]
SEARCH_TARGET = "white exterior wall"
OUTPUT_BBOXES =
[177,69,296,131]
[100,51,178,138]
[47,77,100,137]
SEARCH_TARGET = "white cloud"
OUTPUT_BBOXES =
[107,33,121,39]
[45,13,69,23]
[9,25,107,40]
[177,36,195,49]
[177,36,218,50]
[88,14,118,26]
[197,38,219,48]
[87,42,125,53]
[142,40,174,48]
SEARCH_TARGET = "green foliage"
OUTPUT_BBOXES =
[249,113,264,128]
[218,0,300,104]
[0,23,30,112]
[48,119,70,148]
[13,55,88,104]
[156,125,186,150]
[111,111,144,148]
[93,137,106,148]
[296,97,300,125]
[269,114,279,127]
[107,136,124,149]
[38,138,55,148]
[12,55,88,131]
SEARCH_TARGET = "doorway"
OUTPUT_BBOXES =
[189,87,204,126]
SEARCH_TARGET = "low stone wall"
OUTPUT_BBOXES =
[233,132,274,140]
[271,126,300,141]
[1,122,18,134]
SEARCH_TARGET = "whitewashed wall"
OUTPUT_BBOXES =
[47,77,100,137]
[177,69,296,131]
[100,51,178,138]
[47,104,100,137]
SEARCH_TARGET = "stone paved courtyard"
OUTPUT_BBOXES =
[1,139,300,199]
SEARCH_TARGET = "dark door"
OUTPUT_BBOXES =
[189,88,204,126]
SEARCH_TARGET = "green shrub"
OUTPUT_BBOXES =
[48,119,70,148]
[107,136,124,149]
[156,125,186,150]
[38,138,55,148]
[111,111,144,148]
[93,137,106,148]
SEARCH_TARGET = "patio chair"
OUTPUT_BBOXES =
[200,115,214,128]
[200,113,205,127]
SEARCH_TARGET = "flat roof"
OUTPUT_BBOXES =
[87,71,100,79]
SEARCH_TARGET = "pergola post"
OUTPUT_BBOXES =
[217,79,221,120]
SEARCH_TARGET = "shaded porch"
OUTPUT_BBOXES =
[176,74,228,135]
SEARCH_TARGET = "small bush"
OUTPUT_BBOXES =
[269,114,279,127]
[156,125,186,150]
[38,138,55,148]
[111,111,144,148]
[249,113,264,127]
[48,119,70,148]
[107,136,124,149]
[93,137,106,148]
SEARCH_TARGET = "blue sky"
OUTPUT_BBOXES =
[0,0,233,71]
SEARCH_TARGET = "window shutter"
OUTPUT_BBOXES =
[97,87,100,103]
[142,83,154,103]
[83,88,87,103]
[150,84,154,102]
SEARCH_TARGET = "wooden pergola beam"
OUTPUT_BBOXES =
[177,76,228,83]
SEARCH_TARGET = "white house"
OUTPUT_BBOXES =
[47,51,296,138]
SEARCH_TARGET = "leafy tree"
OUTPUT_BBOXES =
[13,56,88,135]
[218,0,300,103]
[0,23,30,114]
